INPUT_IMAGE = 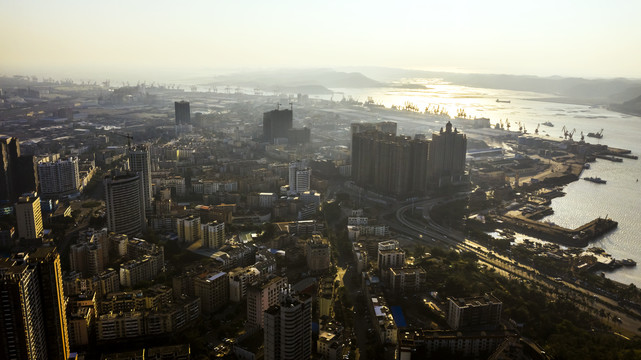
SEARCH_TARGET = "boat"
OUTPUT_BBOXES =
[583,177,606,184]
[542,121,554,127]
[496,99,511,103]
[587,129,603,139]
[621,259,637,266]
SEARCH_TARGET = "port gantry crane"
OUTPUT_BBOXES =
[568,128,576,141]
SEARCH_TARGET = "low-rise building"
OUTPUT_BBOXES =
[306,235,330,273]
[194,271,229,313]
[447,294,502,330]
[388,267,426,293]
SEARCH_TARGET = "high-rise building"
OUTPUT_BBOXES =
[201,221,225,249]
[28,247,70,360]
[176,215,201,243]
[288,160,311,195]
[352,131,427,196]
[104,173,146,236]
[0,247,70,360]
[263,108,293,144]
[0,135,38,202]
[174,101,191,125]
[69,240,105,277]
[351,122,466,195]
[128,144,153,216]
[286,127,311,145]
[37,157,80,198]
[264,293,313,360]
[429,121,467,186]
[0,254,47,360]
[246,276,288,329]
[15,192,43,240]
[305,235,330,273]
[377,240,406,278]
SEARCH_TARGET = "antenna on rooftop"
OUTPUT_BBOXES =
[289,102,293,111]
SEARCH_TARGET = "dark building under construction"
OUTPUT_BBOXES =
[0,135,38,202]
[174,101,191,125]
[263,108,293,144]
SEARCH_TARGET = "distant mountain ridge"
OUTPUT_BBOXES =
[202,67,641,113]
[610,94,641,116]
[208,69,382,92]
[349,67,641,104]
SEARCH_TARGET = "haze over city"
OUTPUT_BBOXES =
[2,0,641,79]
[3,1,641,360]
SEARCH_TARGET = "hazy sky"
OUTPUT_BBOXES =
[2,0,641,79]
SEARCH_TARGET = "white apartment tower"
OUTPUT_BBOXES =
[37,157,80,198]
[377,240,406,271]
[288,160,311,195]
[201,221,225,249]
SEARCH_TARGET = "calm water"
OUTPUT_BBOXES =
[331,80,641,285]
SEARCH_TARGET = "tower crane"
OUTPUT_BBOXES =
[114,132,134,149]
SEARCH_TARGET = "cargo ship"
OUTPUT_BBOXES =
[496,99,511,103]
[587,129,603,139]
[583,177,606,184]
[542,121,554,127]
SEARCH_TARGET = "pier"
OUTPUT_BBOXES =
[595,154,623,162]
[494,214,618,247]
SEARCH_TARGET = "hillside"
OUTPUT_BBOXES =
[610,94,641,116]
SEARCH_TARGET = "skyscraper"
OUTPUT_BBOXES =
[104,173,146,236]
[0,247,70,360]
[246,276,288,329]
[174,101,191,125]
[0,255,46,360]
[429,121,467,186]
[128,144,153,216]
[352,131,429,197]
[263,108,293,144]
[28,247,70,360]
[37,157,80,198]
[0,135,38,202]
[264,293,312,360]
[15,192,43,240]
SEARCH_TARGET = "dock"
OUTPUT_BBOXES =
[595,154,623,162]
[494,215,618,247]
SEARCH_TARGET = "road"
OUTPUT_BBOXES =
[383,194,641,337]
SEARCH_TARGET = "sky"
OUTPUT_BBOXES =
[1,0,641,80]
